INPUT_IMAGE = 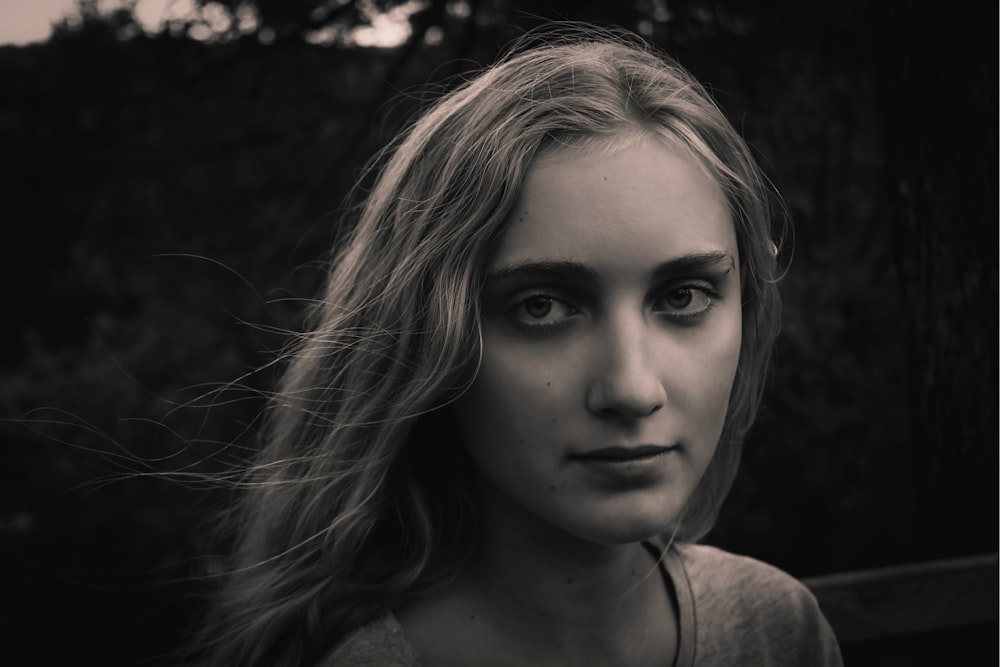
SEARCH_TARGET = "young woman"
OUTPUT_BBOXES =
[196,25,843,667]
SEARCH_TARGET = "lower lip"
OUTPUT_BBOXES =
[572,448,677,484]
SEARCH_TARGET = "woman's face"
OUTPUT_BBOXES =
[452,133,742,547]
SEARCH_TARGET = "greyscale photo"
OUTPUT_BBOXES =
[2,2,996,666]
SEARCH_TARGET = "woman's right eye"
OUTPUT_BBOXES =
[510,294,579,328]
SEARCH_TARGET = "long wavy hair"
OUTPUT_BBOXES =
[196,24,783,667]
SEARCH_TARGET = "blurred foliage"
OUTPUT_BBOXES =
[1,0,996,663]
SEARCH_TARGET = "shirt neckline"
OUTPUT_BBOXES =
[386,540,697,667]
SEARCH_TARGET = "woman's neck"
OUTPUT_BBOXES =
[397,486,678,666]
[468,489,663,628]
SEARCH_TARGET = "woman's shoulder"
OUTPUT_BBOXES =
[669,542,844,666]
[319,613,422,667]
[672,542,815,600]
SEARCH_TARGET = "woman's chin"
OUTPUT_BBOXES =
[564,508,682,547]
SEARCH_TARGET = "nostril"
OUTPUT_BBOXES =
[587,380,666,420]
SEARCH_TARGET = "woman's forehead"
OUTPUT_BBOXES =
[489,134,737,277]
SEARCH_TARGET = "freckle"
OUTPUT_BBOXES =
[546,382,551,386]
[566,578,574,585]
[549,485,556,491]
[469,615,476,621]
[519,438,525,444]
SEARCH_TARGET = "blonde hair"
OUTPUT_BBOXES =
[198,24,783,666]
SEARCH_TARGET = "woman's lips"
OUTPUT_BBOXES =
[571,444,677,461]
[569,444,678,486]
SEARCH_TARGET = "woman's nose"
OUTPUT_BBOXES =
[585,315,667,420]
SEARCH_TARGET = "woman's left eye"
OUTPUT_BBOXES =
[654,285,716,320]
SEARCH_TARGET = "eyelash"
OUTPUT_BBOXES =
[654,283,721,325]
[508,283,721,330]
[509,293,580,330]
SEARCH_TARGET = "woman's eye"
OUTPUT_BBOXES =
[511,295,578,327]
[655,286,715,319]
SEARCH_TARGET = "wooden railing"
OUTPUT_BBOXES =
[802,552,998,645]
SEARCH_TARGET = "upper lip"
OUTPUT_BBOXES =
[572,444,676,460]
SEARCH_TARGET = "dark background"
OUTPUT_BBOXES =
[1,0,996,664]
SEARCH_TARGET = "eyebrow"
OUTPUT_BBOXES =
[486,251,736,285]
[650,251,736,282]
[486,259,600,284]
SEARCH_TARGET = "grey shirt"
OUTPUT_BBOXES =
[323,543,844,666]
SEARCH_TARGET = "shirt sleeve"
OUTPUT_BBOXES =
[320,614,423,667]
[675,544,845,667]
